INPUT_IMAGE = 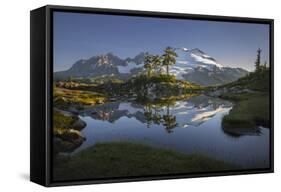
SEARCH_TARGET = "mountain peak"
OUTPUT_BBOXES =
[178,47,189,52]
[189,48,205,55]
[171,47,225,80]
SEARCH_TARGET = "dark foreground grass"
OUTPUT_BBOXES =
[221,92,270,129]
[53,142,237,181]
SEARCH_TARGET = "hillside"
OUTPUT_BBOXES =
[206,69,270,97]
[212,69,271,136]
[220,68,270,92]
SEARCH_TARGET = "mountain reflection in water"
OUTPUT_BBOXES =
[72,95,269,169]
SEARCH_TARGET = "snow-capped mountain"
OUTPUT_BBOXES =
[54,48,248,86]
[168,47,248,85]
[171,48,223,79]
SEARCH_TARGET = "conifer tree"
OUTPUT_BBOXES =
[162,47,177,76]
[255,48,262,72]
[264,61,267,69]
[151,55,162,74]
[144,54,153,77]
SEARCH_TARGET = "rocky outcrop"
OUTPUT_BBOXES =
[54,109,86,130]
[54,134,86,153]
[53,109,87,153]
[222,125,262,137]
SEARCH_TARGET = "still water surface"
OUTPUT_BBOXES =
[74,95,269,168]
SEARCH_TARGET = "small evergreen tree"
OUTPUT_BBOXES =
[263,61,267,70]
[255,48,262,72]
[144,54,153,77]
[162,47,178,76]
[151,55,162,74]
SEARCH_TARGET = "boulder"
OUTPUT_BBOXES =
[72,118,87,130]
[53,134,86,153]
[54,109,86,130]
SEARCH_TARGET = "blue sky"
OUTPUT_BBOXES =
[53,11,270,72]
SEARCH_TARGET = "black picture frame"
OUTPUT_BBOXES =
[30,5,274,187]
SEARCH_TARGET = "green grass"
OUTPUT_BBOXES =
[54,87,107,110]
[221,92,270,128]
[208,69,271,129]
[53,142,237,181]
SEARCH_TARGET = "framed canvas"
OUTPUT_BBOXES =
[30,5,274,187]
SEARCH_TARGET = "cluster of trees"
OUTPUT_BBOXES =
[255,48,268,72]
[144,46,178,76]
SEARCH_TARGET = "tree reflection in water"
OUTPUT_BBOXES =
[83,95,235,135]
[143,100,178,133]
